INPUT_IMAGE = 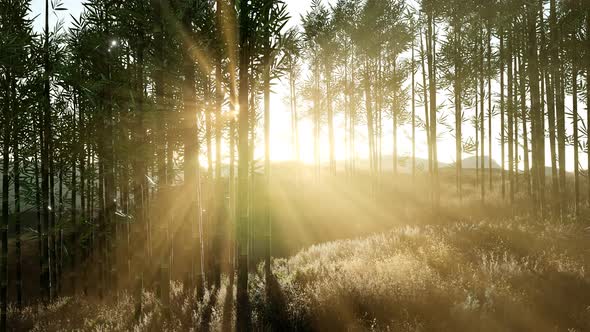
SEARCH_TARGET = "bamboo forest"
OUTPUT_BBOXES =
[1,0,590,331]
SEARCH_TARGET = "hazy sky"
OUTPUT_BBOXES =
[27,0,581,170]
[30,0,332,31]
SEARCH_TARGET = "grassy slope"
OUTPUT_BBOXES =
[252,220,590,331]
[10,218,590,332]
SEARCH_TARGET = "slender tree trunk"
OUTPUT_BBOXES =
[344,43,350,177]
[518,51,531,197]
[153,0,169,307]
[426,16,439,206]
[181,0,202,299]
[229,112,236,271]
[453,23,462,200]
[11,75,21,310]
[57,160,63,295]
[1,73,10,332]
[507,26,515,205]
[314,57,321,181]
[411,32,416,181]
[41,0,52,303]
[551,0,566,217]
[133,36,148,318]
[34,131,42,294]
[500,30,506,199]
[327,66,336,175]
[480,27,485,203]
[420,30,431,183]
[247,77,256,272]
[350,51,357,176]
[214,2,224,288]
[541,2,559,215]
[97,157,105,299]
[586,9,590,207]
[290,71,300,165]
[236,0,251,328]
[392,60,398,178]
[513,51,520,195]
[50,140,58,298]
[364,58,376,195]
[572,66,579,217]
[105,17,117,296]
[70,106,77,294]
[487,26,493,191]
[78,110,86,296]
[155,0,167,188]
[476,90,480,188]
[526,2,544,215]
[262,0,272,294]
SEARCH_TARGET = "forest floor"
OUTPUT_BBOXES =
[9,215,590,331]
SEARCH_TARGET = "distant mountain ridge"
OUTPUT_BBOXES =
[346,155,502,173]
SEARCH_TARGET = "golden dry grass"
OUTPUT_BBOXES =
[10,216,590,331]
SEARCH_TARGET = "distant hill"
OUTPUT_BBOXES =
[458,156,502,169]
[345,155,505,173]
[346,155,449,174]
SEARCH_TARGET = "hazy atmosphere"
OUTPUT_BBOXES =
[1,0,590,331]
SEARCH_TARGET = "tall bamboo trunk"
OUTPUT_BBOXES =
[247,77,256,272]
[262,0,272,292]
[155,0,167,188]
[364,59,376,195]
[236,0,251,328]
[214,16,224,289]
[344,44,350,178]
[572,65,579,217]
[1,72,10,332]
[50,140,58,298]
[382,54,386,183]
[479,27,485,203]
[57,160,63,295]
[153,0,169,307]
[452,23,462,200]
[41,0,52,303]
[314,58,321,181]
[487,27,493,191]
[290,71,300,166]
[426,16,439,206]
[541,4,559,215]
[97,157,105,299]
[104,12,117,295]
[9,74,21,309]
[513,52,520,195]
[500,30,506,199]
[79,111,86,296]
[34,131,42,295]
[551,0,566,218]
[586,10,590,207]
[181,0,202,299]
[526,3,544,215]
[70,97,78,295]
[229,114,236,271]
[392,60,398,178]
[420,30,431,185]
[507,26,515,205]
[411,32,416,181]
[204,74,213,281]
[327,67,336,176]
[518,50,531,198]
[476,91,480,188]
[350,49,357,176]
[133,37,149,318]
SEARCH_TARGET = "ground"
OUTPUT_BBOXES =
[9,215,590,331]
